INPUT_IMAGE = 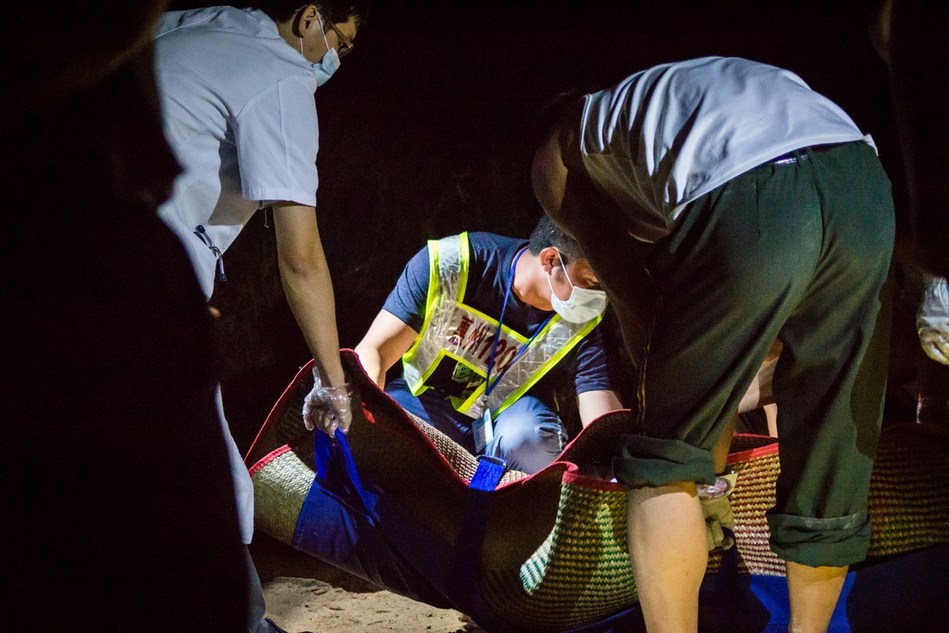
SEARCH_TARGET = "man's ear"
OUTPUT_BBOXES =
[538,246,561,274]
[294,4,320,37]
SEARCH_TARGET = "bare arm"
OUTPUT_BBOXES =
[737,340,782,414]
[271,201,346,388]
[736,359,777,413]
[532,124,656,356]
[577,389,624,427]
[561,173,655,316]
[353,310,419,388]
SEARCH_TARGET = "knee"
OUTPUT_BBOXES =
[485,397,566,474]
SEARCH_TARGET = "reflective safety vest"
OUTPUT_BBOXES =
[401,233,603,419]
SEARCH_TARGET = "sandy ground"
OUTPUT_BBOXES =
[252,534,487,633]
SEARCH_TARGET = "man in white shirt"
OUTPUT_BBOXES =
[153,2,367,631]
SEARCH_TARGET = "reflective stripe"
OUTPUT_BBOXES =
[402,233,602,419]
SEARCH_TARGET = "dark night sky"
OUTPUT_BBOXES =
[185,1,899,447]
[314,0,897,327]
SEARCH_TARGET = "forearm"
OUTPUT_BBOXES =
[544,111,654,321]
[271,202,347,386]
[353,342,386,388]
[575,221,649,315]
[554,176,656,352]
[353,311,419,389]
[578,389,624,427]
[277,246,346,387]
[533,120,654,356]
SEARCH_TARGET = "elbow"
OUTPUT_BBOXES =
[353,342,374,365]
[278,248,325,280]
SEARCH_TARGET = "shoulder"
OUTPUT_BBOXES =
[466,232,524,259]
[157,7,313,95]
[156,7,278,40]
[398,244,433,284]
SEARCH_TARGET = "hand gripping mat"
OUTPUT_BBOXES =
[246,351,949,632]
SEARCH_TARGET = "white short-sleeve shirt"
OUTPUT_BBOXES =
[154,6,319,290]
[580,57,872,242]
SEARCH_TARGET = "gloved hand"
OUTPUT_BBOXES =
[697,472,738,551]
[302,369,353,434]
[917,275,949,365]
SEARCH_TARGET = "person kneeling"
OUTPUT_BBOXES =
[355,216,624,474]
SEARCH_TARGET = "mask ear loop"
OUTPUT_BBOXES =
[297,7,310,57]
[554,248,577,292]
[299,12,334,58]
[546,251,576,308]
[318,13,333,53]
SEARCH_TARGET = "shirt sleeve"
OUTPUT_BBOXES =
[381,245,431,333]
[572,322,623,394]
[234,76,319,207]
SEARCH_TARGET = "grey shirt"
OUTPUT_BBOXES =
[580,56,871,242]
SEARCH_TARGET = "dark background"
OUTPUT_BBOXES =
[176,0,902,451]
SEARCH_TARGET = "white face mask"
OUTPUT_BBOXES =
[312,46,340,87]
[545,254,608,323]
[300,16,341,88]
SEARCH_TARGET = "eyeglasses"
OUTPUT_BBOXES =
[322,16,354,57]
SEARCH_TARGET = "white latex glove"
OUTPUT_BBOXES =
[917,275,949,366]
[302,369,353,434]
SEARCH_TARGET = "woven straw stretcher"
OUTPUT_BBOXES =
[246,351,949,633]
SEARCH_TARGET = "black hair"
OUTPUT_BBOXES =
[245,1,369,26]
[529,84,596,153]
[527,215,584,263]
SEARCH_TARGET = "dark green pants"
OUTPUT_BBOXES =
[614,142,895,567]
